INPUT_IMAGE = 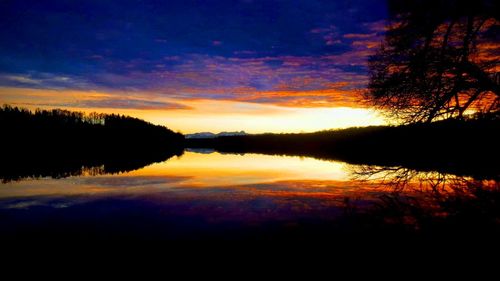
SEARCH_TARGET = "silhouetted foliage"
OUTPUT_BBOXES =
[0,105,184,182]
[367,0,499,123]
[349,167,500,239]
[186,118,500,179]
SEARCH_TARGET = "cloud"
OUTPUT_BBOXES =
[235,88,366,108]
[363,20,389,33]
[77,98,192,110]
[0,0,389,110]
[343,33,377,39]
[309,25,342,46]
[0,87,192,111]
[42,98,192,111]
[0,51,375,109]
[0,73,91,89]
[80,176,191,187]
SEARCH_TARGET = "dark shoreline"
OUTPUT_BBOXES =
[2,105,498,182]
[2,118,499,182]
[186,118,500,180]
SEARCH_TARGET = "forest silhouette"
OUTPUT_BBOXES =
[0,105,184,182]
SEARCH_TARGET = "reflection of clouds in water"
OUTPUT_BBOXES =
[0,177,400,234]
[3,200,44,209]
[138,180,387,222]
[230,180,385,198]
[2,198,75,209]
[185,148,216,154]
[78,175,191,187]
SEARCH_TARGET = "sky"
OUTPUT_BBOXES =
[0,0,389,133]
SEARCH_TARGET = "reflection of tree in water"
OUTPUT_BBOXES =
[0,149,184,183]
[349,165,500,236]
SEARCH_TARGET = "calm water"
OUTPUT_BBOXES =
[0,150,480,241]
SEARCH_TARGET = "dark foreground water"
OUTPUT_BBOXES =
[1,150,498,245]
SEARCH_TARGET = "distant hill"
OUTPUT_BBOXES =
[185,130,248,139]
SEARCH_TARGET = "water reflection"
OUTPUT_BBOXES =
[0,151,498,242]
[0,147,183,183]
[349,165,500,236]
[129,151,353,185]
[0,152,375,199]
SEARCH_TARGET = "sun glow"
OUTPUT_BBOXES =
[0,87,385,133]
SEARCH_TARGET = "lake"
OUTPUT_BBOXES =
[0,150,495,242]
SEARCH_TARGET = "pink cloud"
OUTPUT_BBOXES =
[362,20,388,33]
[343,33,377,39]
[90,53,376,108]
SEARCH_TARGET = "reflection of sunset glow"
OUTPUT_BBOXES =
[0,152,372,199]
[0,152,472,226]
[128,151,352,186]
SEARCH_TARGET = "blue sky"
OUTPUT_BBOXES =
[0,0,389,132]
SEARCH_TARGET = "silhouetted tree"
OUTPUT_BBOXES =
[0,105,184,182]
[367,0,500,123]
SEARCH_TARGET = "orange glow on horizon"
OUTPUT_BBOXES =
[0,87,386,133]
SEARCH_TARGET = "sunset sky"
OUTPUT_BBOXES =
[0,0,389,133]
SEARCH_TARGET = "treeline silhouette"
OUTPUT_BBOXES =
[186,117,500,179]
[1,105,184,182]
